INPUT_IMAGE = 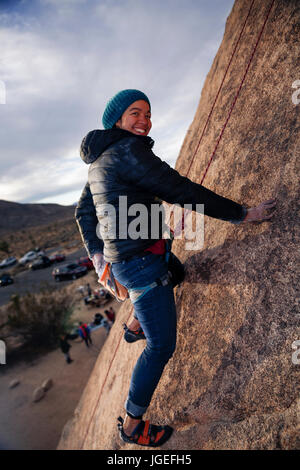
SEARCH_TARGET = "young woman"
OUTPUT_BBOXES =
[75,89,276,447]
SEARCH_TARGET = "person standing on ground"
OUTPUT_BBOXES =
[75,89,276,447]
[78,322,93,348]
[86,283,92,296]
[59,334,73,364]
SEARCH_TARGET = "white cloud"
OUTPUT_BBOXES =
[0,0,235,205]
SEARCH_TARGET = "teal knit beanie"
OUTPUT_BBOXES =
[102,89,151,129]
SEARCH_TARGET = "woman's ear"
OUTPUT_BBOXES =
[115,119,121,129]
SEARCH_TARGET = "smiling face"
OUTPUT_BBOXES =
[115,99,152,136]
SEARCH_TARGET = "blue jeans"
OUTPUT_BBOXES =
[111,253,177,417]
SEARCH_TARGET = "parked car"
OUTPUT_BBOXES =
[77,256,93,270]
[28,256,52,270]
[52,263,87,282]
[19,250,44,265]
[0,273,14,286]
[49,253,66,263]
[0,257,17,269]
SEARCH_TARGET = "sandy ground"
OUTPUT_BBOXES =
[0,277,121,450]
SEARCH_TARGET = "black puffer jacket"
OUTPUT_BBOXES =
[75,128,247,263]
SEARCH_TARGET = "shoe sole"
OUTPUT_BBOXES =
[119,425,173,447]
[124,331,145,343]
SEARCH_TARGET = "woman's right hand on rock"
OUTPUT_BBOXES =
[242,199,277,223]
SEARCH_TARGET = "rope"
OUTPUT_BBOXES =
[174,0,275,235]
[185,0,256,180]
[79,0,275,449]
[199,0,276,184]
[80,317,126,449]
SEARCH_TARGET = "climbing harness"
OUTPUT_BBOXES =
[100,259,171,303]
[128,272,170,304]
[79,0,276,448]
[99,238,173,303]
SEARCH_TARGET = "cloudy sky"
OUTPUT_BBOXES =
[0,0,234,206]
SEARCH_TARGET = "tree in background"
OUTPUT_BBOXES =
[0,240,9,254]
[6,286,74,351]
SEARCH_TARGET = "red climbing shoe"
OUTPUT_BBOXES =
[123,323,146,343]
[117,416,173,447]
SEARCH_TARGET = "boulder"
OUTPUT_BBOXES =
[9,379,20,389]
[58,0,300,450]
[32,386,45,403]
[41,378,53,392]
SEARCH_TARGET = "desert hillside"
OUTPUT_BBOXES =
[58,0,299,450]
[0,200,81,258]
[0,200,75,235]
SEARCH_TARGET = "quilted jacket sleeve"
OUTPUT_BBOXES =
[75,182,104,258]
[117,138,247,223]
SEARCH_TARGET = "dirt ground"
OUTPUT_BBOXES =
[0,274,122,450]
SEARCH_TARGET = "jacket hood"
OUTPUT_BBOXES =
[80,128,154,164]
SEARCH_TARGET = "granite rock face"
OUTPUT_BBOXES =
[58,0,300,450]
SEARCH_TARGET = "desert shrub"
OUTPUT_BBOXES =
[6,287,74,350]
[0,240,9,253]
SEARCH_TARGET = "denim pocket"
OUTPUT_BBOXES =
[135,254,159,271]
[112,254,166,291]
